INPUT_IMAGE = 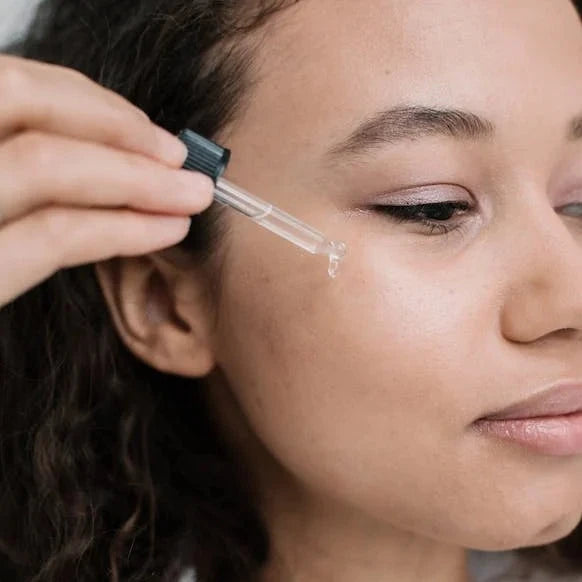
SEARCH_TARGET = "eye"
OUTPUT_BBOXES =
[560,203,582,218]
[372,200,473,236]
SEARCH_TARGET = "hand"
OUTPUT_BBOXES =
[0,55,214,309]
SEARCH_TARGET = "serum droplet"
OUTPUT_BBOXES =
[327,241,347,279]
[328,255,340,278]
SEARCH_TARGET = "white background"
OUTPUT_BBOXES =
[0,0,40,46]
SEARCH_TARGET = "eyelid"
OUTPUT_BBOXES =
[560,187,582,207]
[374,184,472,205]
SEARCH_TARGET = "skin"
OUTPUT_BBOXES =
[98,1,582,580]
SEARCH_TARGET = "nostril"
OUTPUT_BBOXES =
[556,328,580,339]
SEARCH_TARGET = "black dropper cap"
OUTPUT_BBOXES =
[177,129,231,184]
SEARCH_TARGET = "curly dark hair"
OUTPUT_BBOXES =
[1,1,582,581]
[0,1,296,581]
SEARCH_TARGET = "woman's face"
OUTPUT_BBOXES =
[206,0,582,550]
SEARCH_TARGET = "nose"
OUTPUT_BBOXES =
[500,199,582,345]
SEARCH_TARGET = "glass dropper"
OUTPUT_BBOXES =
[177,129,347,278]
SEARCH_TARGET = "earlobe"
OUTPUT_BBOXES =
[95,254,216,378]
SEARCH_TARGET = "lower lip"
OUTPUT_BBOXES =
[473,411,582,456]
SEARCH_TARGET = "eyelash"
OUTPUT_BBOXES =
[373,201,473,236]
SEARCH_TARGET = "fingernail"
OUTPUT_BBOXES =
[135,107,150,121]
[155,126,189,166]
[176,170,215,205]
[155,215,192,244]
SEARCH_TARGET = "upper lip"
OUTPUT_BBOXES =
[480,380,582,421]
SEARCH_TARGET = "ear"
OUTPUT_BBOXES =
[95,249,216,377]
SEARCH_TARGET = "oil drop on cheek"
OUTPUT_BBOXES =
[327,241,347,279]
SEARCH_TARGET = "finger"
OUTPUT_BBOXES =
[0,55,187,167]
[0,131,214,225]
[7,55,152,123]
[0,206,192,309]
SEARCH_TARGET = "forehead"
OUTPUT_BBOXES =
[230,0,582,152]
[220,0,582,201]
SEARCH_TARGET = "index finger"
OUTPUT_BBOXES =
[0,55,187,167]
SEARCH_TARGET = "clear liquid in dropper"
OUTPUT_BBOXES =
[327,241,347,279]
[212,177,347,279]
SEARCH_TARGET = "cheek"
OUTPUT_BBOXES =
[216,236,569,549]
[215,241,486,482]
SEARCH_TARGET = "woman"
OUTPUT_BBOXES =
[1,0,582,580]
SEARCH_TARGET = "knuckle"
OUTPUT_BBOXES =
[105,109,132,138]
[34,207,74,265]
[120,148,159,190]
[9,132,55,172]
[106,106,150,143]
[36,207,70,242]
[0,60,29,98]
[56,63,86,83]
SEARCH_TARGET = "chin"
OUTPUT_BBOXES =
[525,511,582,547]
[468,510,582,552]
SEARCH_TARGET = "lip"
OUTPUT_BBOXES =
[473,380,582,457]
[480,381,582,420]
[474,412,582,456]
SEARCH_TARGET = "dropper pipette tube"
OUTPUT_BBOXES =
[178,129,347,278]
[215,176,345,254]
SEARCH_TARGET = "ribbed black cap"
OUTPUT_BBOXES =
[178,129,231,183]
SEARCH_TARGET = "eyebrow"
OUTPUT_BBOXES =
[326,105,582,160]
[327,106,494,159]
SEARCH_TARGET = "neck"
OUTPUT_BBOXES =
[203,372,472,582]
[256,483,470,582]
